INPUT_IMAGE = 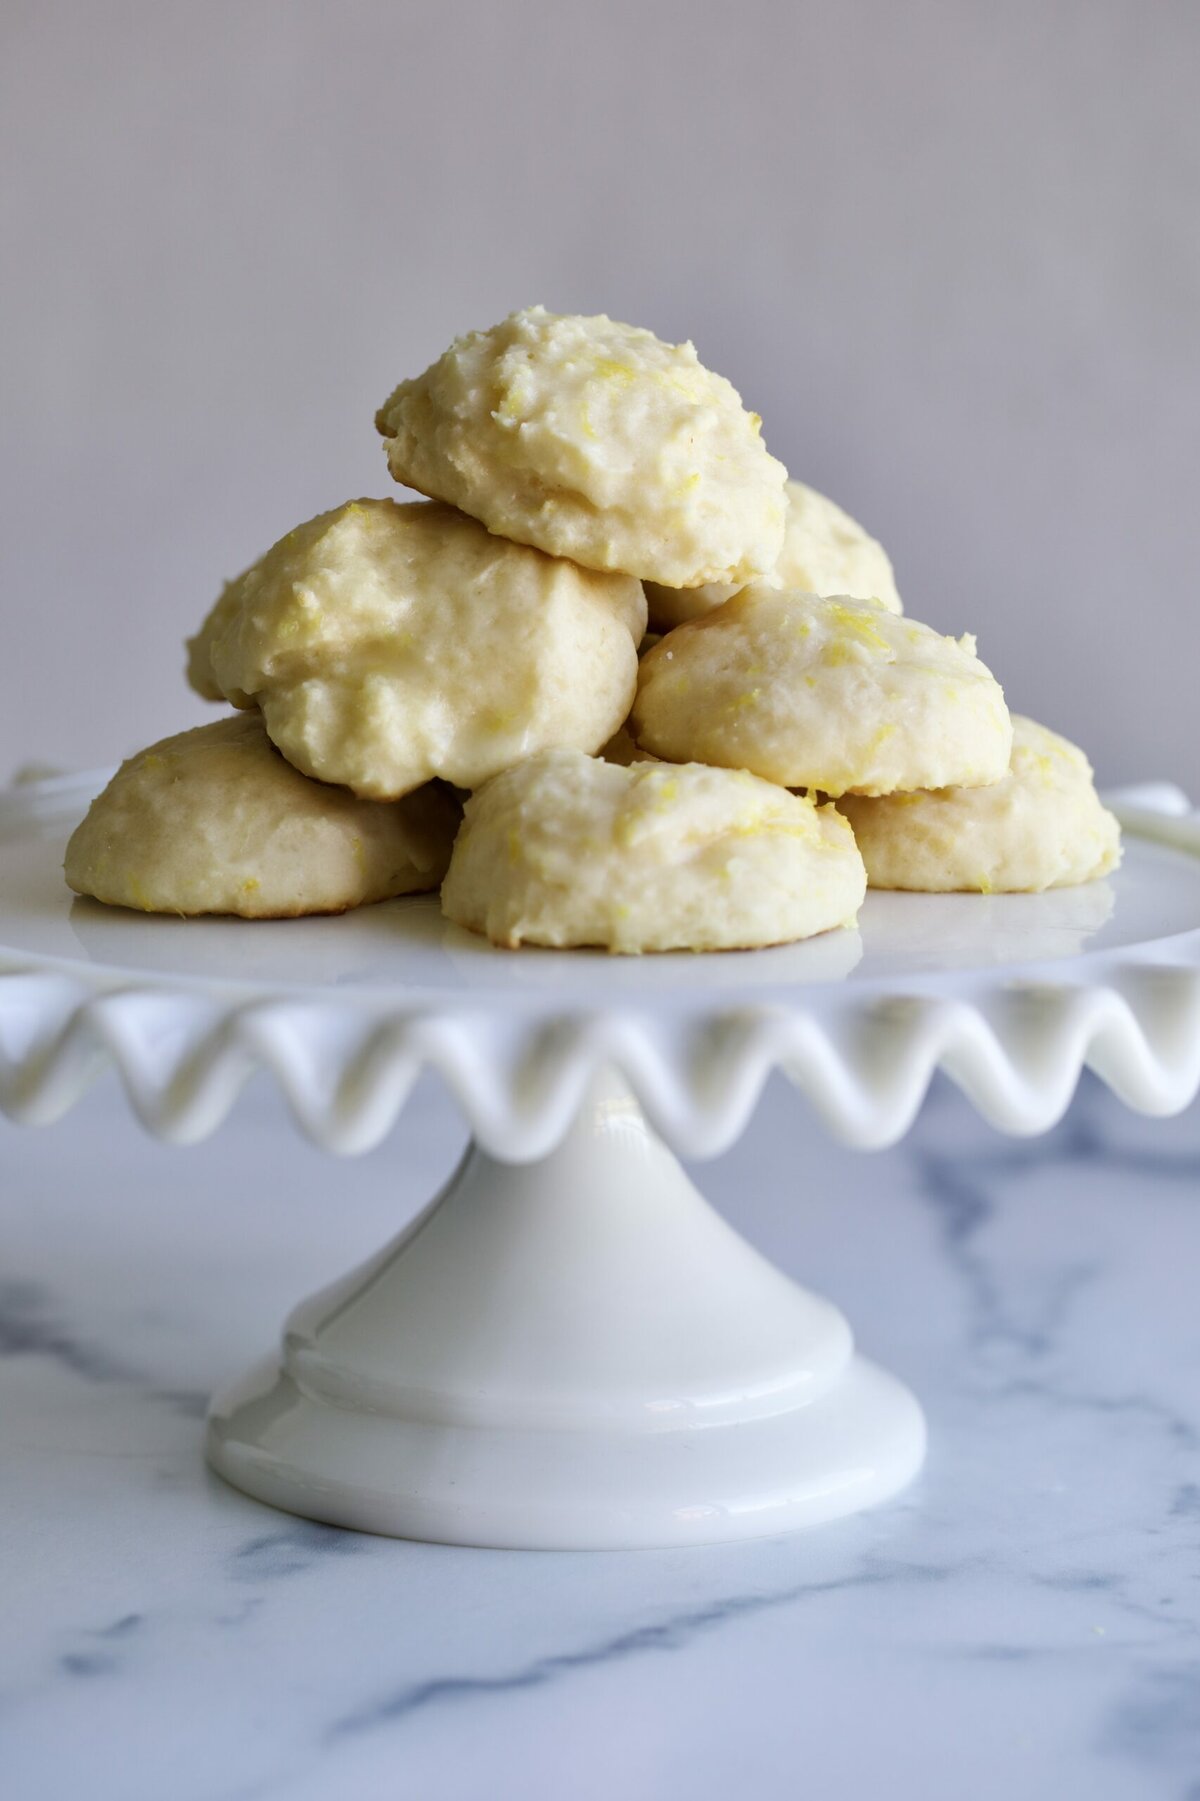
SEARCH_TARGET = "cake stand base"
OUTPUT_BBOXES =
[206,1073,925,1549]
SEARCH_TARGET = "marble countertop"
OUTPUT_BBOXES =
[3,1069,1199,1801]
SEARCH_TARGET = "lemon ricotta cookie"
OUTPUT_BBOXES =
[838,715,1121,892]
[186,498,646,799]
[440,749,866,953]
[64,713,461,918]
[631,588,1011,797]
[644,478,902,631]
[375,307,787,589]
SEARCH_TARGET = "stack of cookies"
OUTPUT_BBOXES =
[66,307,1121,954]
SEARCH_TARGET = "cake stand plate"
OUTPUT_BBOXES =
[1,773,1198,1548]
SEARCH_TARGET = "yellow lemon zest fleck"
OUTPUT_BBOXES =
[592,357,637,384]
[650,366,705,401]
[825,602,891,652]
[670,472,702,499]
[494,369,536,424]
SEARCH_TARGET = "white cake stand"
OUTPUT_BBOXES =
[2,773,1198,1550]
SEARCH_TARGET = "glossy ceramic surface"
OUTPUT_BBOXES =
[2,775,1196,1549]
[0,779,1198,1158]
[207,1072,925,1548]
[1,776,1198,1004]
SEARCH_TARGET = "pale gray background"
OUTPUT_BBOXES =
[2,0,1197,791]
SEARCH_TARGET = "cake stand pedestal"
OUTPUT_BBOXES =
[1,773,1197,1548]
[208,1069,922,1548]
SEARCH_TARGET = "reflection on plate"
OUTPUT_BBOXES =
[436,915,865,989]
[66,893,447,990]
[857,880,1116,972]
[0,810,1195,1008]
[66,891,865,993]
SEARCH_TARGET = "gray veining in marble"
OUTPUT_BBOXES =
[1,1070,1198,1801]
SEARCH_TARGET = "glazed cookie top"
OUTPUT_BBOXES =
[644,479,902,631]
[186,498,646,799]
[440,749,866,954]
[838,715,1122,892]
[631,588,1012,796]
[64,713,460,918]
[376,307,787,589]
